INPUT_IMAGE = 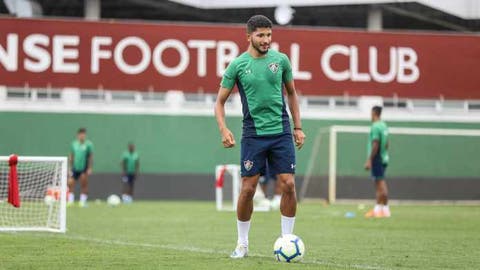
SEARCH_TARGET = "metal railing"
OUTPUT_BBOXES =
[2,86,480,113]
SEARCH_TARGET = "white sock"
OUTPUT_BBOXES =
[237,220,250,246]
[80,193,88,202]
[383,205,390,212]
[68,193,74,203]
[281,215,295,236]
[374,204,382,213]
[273,194,281,202]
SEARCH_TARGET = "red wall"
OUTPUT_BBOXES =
[0,18,479,99]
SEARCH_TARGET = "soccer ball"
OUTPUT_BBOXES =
[107,194,121,206]
[44,195,55,206]
[273,234,305,262]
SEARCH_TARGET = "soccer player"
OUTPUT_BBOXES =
[259,163,282,210]
[364,106,391,218]
[121,142,139,203]
[68,128,93,207]
[214,15,306,259]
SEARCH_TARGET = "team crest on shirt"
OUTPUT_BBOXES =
[268,62,279,73]
[244,160,254,171]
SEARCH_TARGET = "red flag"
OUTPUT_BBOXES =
[8,154,20,208]
[215,166,227,188]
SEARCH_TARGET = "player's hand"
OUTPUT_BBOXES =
[364,160,371,170]
[294,129,306,149]
[221,128,236,148]
[86,168,92,175]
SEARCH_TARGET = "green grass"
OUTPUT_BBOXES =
[1,201,479,270]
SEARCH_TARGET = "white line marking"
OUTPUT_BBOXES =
[25,233,389,270]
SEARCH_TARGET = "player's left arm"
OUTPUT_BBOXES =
[87,154,93,175]
[135,159,140,177]
[365,125,382,170]
[365,140,379,170]
[87,144,93,175]
[284,80,306,149]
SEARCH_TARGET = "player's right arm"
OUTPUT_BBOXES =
[215,58,237,148]
[68,153,73,169]
[68,143,74,172]
[215,87,236,148]
[121,154,127,176]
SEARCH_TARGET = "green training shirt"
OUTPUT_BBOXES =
[367,121,389,164]
[122,151,139,174]
[70,140,93,171]
[221,49,293,137]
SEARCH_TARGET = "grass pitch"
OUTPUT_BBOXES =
[0,201,479,270]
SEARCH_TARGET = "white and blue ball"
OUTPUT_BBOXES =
[273,234,305,262]
[107,194,121,206]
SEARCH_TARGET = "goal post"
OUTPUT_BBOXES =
[300,125,480,203]
[215,164,241,211]
[0,156,68,233]
[215,164,271,212]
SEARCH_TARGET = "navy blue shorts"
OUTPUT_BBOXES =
[122,174,136,185]
[71,169,87,181]
[241,133,295,177]
[371,159,387,181]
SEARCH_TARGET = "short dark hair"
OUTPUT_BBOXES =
[77,127,87,134]
[372,106,382,116]
[247,15,273,33]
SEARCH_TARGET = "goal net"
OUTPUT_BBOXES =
[300,125,480,203]
[0,156,67,232]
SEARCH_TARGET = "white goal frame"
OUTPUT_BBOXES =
[0,156,68,233]
[300,125,480,204]
[215,164,271,212]
[215,164,241,211]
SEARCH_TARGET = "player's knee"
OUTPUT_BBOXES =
[241,183,256,199]
[280,177,295,193]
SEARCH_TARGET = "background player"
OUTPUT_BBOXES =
[214,15,306,258]
[364,106,391,218]
[259,163,281,210]
[68,128,94,207]
[121,142,139,204]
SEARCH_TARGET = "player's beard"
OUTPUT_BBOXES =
[251,40,269,55]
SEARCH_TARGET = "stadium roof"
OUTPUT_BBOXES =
[1,0,479,32]
[171,0,480,20]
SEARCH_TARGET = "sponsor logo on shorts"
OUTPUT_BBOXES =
[268,62,279,73]
[244,160,254,171]
[291,163,296,169]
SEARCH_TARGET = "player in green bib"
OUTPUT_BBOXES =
[364,106,391,218]
[121,143,139,204]
[68,128,94,207]
[215,15,306,259]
